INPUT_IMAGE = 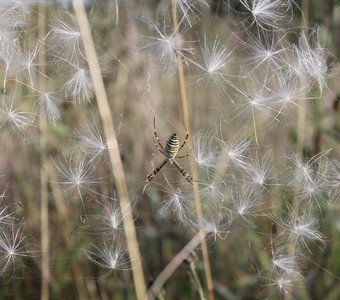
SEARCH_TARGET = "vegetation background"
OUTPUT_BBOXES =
[0,0,339,299]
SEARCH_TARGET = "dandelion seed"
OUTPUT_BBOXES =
[279,210,324,251]
[17,44,40,88]
[246,153,271,188]
[157,184,191,225]
[53,154,103,208]
[229,186,261,223]
[288,151,331,206]
[272,251,302,277]
[289,154,315,184]
[47,14,83,59]
[203,39,231,75]
[84,240,131,271]
[0,193,17,226]
[0,99,33,131]
[64,63,93,103]
[191,36,236,98]
[238,30,288,72]
[235,78,277,143]
[270,270,300,296]
[192,130,216,168]
[272,70,311,116]
[88,198,126,235]
[289,30,328,93]
[38,92,61,125]
[239,0,293,30]
[296,171,329,207]
[143,20,193,69]
[75,121,107,160]
[198,175,226,205]
[0,221,29,276]
[0,2,30,25]
[0,28,19,91]
[197,216,230,241]
[158,0,208,27]
[175,0,208,26]
[217,137,252,170]
[290,217,324,247]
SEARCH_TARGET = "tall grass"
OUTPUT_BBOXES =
[0,1,339,300]
[171,1,214,299]
[71,0,146,298]
[38,4,50,300]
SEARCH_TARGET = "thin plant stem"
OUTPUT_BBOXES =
[189,255,207,300]
[171,2,214,299]
[71,1,147,299]
[38,5,50,300]
[147,230,206,300]
[287,2,310,300]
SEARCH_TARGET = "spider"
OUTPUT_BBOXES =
[145,117,194,185]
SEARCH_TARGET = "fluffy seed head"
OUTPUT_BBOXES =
[84,240,131,271]
[192,37,234,97]
[0,99,33,132]
[239,0,293,30]
[143,20,193,69]
[0,221,30,276]
[278,209,324,251]
[47,14,82,59]
[39,92,61,124]
[75,121,107,160]
[290,30,328,93]
[217,137,252,170]
[53,154,102,203]
[229,186,261,225]
[192,130,216,168]
[64,63,93,103]
[157,183,191,225]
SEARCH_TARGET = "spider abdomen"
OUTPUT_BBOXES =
[165,133,180,159]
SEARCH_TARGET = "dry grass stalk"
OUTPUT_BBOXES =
[38,5,50,300]
[148,229,206,299]
[171,1,214,299]
[71,0,147,299]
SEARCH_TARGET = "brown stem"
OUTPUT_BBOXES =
[38,5,50,300]
[171,2,214,300]
[147,230,206,300]
[71,1,147,299]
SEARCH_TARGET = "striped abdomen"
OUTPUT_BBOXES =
[165,133,179,159]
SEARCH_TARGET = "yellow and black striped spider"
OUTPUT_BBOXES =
[145,117,194,185]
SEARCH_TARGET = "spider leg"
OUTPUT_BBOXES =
[178,120,189,152]
[176,153,189,159]
[176,148,192,159]
[153,137,167,156]
[145,158,168,183]
[173,160,194,184]
[153,117,166,155]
